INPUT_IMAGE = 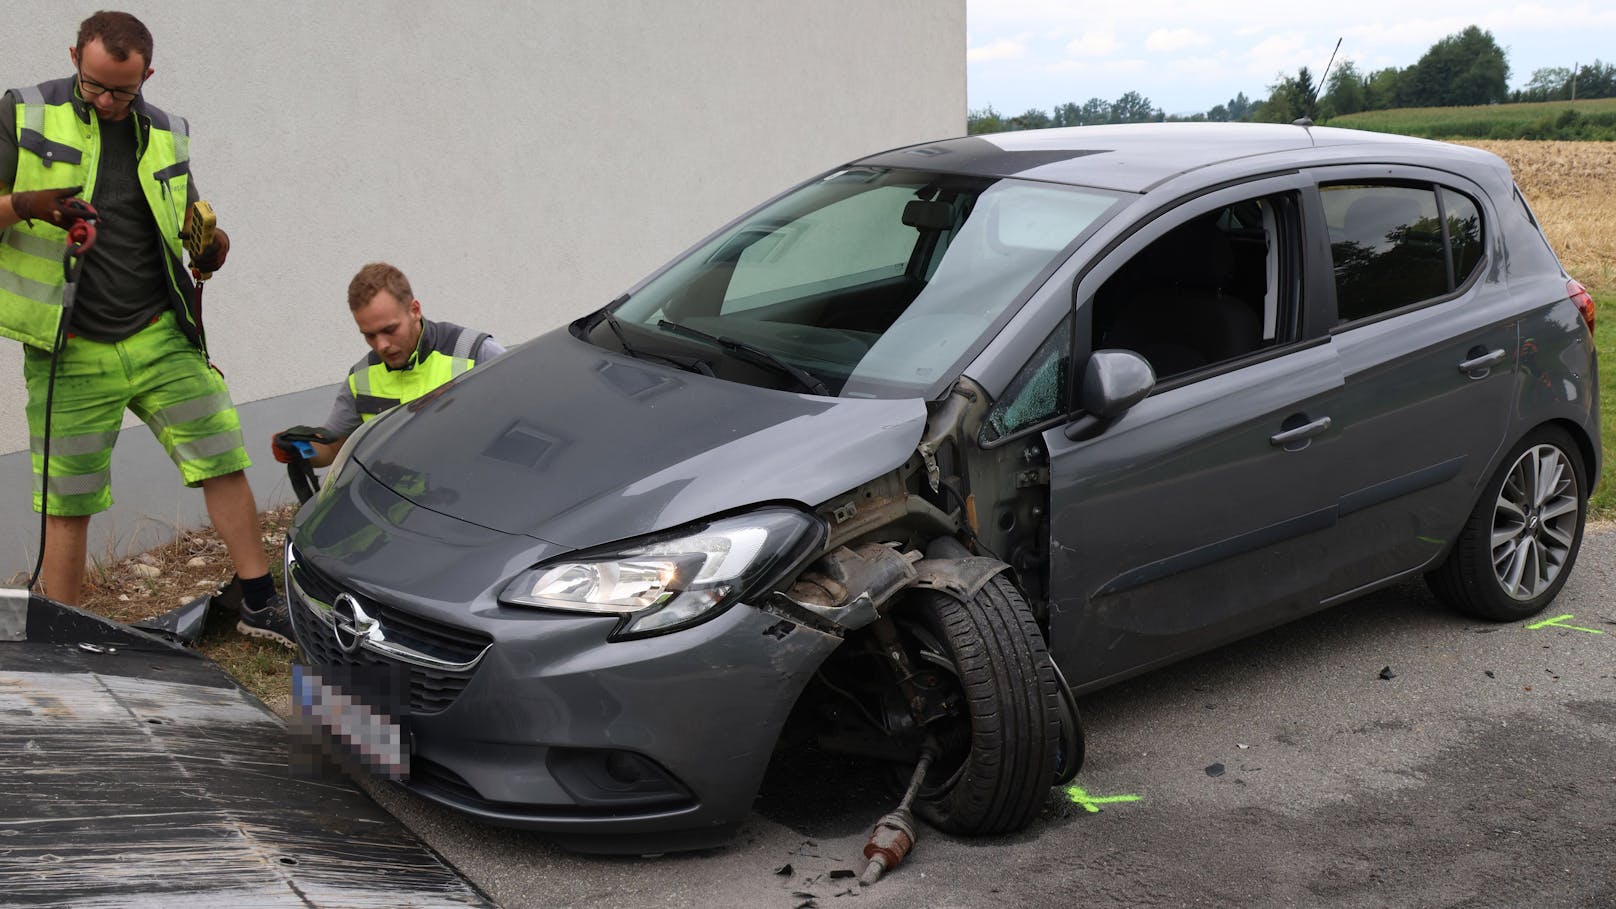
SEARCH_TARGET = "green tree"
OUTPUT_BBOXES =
[1515,66,1574,102]
[1399,26,1509,106]
[1080,97,1112,124]
[1363,67,1403,110]
[1110,91,1160,122]
[1320,60,1366,119]
[1051,102,1083,127]
[1255,67,1317,122]
[967,105,1005,135]
[1009,108,1053,130]
[1228,92,1254,121]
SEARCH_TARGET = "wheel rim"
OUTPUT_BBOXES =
[1491,443,1579,601]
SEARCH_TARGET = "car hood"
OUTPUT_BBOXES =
[349,327,929,549]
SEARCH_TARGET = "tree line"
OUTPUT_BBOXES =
[969,25,1616,135]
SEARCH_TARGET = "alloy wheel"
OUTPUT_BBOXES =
[1491,443,1580,600]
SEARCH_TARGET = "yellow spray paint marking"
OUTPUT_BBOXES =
[1525,614,1605,635]
[1065,785,1141,813]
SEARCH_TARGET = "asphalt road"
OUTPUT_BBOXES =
[365,523,1616,909]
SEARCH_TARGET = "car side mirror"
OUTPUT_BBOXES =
[1080,349,1156,420]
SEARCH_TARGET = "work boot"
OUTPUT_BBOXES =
[238,594,297,650]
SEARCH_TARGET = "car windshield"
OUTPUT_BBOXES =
[594,168,1126,398]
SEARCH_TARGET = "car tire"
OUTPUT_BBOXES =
[1427,426,1587,621]
[896,574,1062,835]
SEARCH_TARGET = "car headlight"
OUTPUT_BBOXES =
[500,507,825,638]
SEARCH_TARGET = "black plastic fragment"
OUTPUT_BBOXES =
[1205,762,1225,777]
[828,869,856,879]
[775,863,794,876]
[1378,666,1396,681]
[131,593,214,644]
[1485,670,1496,678]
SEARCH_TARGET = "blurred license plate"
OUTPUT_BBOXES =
[290,663,411,780]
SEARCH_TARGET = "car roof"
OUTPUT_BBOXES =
[853,123,1506,194]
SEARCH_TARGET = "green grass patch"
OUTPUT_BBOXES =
[1327,98,1616,140]
[1591,287,1614,519]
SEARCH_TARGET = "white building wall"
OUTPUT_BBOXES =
[1,1,964,574]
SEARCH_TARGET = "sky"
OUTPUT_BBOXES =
[966,1,1616,117]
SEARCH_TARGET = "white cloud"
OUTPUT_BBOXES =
[1146,28,1210,53]
[967,38,1028,63]
[1244,32,1312,78]
[1065,30,1119,57]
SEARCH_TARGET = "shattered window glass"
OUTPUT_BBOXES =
[982,315,1072,443]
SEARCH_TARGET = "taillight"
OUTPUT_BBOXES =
[1568,279,1595,333]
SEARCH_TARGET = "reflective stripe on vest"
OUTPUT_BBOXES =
[0,77,192,351]
[347,322,485,422]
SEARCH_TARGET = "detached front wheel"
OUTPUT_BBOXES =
[894,574,1064,835]
[1428,427,1587,621]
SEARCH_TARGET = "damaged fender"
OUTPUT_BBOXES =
[764,540,1013,633]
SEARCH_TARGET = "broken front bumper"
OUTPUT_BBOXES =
[285,467,842,853]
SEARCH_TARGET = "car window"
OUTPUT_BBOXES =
[1322,183,1484,324]
[1442,188,1483,285]
[1090,192,1298,382]
[606,169,1126,398]
[723,186,915,313]
[982,315,1071,443]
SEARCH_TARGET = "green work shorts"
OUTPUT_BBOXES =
[23,310,252,516]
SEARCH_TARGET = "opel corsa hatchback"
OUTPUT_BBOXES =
[286,123,1599,853]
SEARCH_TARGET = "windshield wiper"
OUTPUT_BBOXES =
[656,319,830,396]
[608,316,715,377]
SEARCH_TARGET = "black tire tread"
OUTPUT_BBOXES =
[910,574,1062,835]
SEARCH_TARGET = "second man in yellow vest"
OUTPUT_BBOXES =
[271,261,504,469]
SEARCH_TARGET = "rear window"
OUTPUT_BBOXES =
[1322,183,1486,324]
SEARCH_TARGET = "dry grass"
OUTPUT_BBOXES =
[76,503,300,712]
[1454,140,1616,292]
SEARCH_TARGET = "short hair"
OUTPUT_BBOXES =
[348,262,414,312]
[77,11,154,67]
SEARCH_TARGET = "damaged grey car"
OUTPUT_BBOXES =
[285,123,1600,854]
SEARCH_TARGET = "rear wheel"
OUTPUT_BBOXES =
[893,574,1063,835]
[1427,427,1587,621]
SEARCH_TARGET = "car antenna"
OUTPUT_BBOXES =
[1295,37,1344,133]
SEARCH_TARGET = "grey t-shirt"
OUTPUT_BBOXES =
[2,89,197,341]
[323,333,507,439]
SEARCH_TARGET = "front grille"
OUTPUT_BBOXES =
[288,555,491,715]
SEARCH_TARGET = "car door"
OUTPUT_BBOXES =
[1043,175,1351,691]
[1303,169,1518,601]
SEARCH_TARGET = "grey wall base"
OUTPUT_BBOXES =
[1,385,339,579]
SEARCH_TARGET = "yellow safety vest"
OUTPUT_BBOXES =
[348,319,489,422]
[0,76,196,352]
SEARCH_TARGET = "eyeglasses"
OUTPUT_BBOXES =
[78,73,141,103]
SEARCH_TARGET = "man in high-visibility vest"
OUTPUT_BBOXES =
[272,261,504,468]
[1,12,290,647]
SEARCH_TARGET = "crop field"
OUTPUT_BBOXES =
[1457,140,1616,291]
[1330,97,1616,140]
[1454,140,1616,513]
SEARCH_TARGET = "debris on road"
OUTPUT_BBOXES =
[1206,762,1226,777]
[1378,666,1397,680]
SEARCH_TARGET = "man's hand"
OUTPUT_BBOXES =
[192,228,229,273]
[272,425,337,463]
[10,186,98,228]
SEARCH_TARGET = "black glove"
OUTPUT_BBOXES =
[192,227,229,273]
[11,186,98,228]
[272,425,337,463]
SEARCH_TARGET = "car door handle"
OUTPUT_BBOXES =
[1457,348,1506,375]
[1270,416,1332,447]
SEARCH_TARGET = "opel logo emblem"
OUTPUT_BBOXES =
[331,593,379,656]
